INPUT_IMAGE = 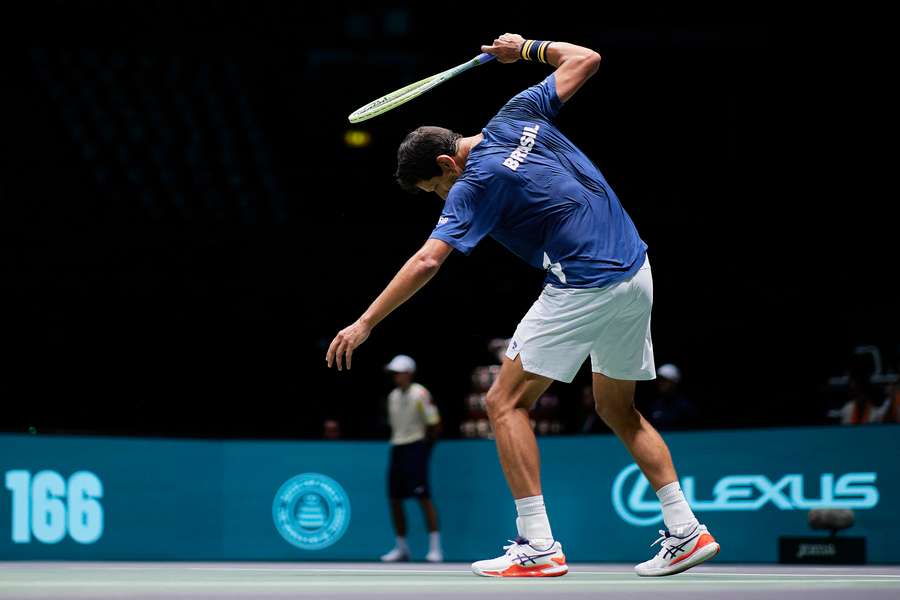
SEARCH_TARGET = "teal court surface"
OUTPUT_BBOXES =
[2,562,900,599]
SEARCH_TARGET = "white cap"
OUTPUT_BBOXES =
[385,354,417,374]
[657,363,682,383]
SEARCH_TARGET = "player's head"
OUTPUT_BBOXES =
[395,126,463,198]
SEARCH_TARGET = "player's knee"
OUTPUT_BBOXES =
[596,400,640,431]
[485,387,515,422]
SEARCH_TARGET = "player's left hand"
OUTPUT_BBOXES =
[326,319,371,371]
[481,33,526,64]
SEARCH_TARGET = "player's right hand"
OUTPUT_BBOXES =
[326,319,371,371]
[481,33,525,64]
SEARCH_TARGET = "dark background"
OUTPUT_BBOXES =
[1,2,893,438]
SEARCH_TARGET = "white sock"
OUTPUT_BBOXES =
[514,495,553,549]
[395,536,409,552]
[656,481,699,536]
[429,531,442,552]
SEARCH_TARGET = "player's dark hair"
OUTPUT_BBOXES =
[395,126,462,193]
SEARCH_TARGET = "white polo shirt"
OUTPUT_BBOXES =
[388,382,440,446]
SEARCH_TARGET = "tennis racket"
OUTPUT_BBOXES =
[348,53,496,123]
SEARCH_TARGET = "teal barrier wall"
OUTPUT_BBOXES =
[2,427,898,562]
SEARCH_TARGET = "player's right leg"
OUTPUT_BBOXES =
[587,257,719,575]
[591,373,719,575]
[471,355,568,577]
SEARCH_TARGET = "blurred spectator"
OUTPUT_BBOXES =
[884,382,900,424]
[829,367,888,425]
[487,338,510,364]
[322,419,342,440]
[531,391,564,436]
[460,365,495,439]
[886,349,900,423]
[642,364,698,431]
[460,343,502,439]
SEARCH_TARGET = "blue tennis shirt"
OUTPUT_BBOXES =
[429,73,647,288]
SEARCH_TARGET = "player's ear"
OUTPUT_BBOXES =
[436,155,459,175]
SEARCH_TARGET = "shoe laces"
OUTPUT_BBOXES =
[649,530,671,548]
[649,526,698,558]
[502,535,531,555]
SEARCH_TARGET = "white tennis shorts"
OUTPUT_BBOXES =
[506,255,655,383]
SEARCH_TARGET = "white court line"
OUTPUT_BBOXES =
[3,579,900,588]
[186,566,900,578]
[7,564,896,579]
[14,565,898,580]
[189,567,466,574]
[661,572,900,579]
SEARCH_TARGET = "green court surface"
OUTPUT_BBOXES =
[2,562,900,599]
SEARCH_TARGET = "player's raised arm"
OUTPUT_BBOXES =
[480,34,601,103]
[326,238,453,371]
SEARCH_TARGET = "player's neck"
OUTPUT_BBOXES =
[455,134,483,170]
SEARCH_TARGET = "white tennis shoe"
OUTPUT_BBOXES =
[380,546,410,562]
[471,536,568,577]
[634,524,720,576]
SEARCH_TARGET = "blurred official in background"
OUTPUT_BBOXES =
[380,355,444,562]
[643,364,698,431]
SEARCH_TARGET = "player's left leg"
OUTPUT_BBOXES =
[592,372,719,576]
[473,277,623,577]
[486,355,551,501]
[471,355,568,577]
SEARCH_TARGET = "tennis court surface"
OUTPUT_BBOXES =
[2,562,899,599]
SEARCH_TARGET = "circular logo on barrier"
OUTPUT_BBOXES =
[272,473,351,550]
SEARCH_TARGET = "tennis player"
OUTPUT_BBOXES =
[327,33,719,577]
